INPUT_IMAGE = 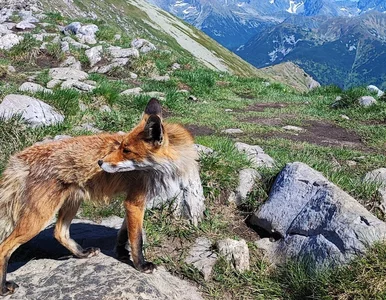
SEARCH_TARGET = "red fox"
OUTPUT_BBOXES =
[0,98,198,295]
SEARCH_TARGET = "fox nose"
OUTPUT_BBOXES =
[98,160,103,167]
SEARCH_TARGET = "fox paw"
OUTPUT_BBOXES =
[138,261,157,274]
[0,281,19,295]
[80,247,100,258]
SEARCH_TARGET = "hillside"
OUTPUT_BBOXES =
[1,1,386,300]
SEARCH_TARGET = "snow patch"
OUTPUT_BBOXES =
[286,1,304,14]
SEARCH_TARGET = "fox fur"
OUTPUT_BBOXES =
[0,98,197,295]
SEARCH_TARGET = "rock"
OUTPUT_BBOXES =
[151,75,170,82]
[99,105,111,113]
[18,82,52,94]
[78,24,98,36]
[129,72,138,79]
[0,33,23,50]
[283,125,304,132]
[147,157,205,226]
[340,114,350,120]
[235,142,275,168]
[221,128,243,134]
[76,33,97,45]
[216,238,250,272]
[171,63,181,70]
[59,56,82,70]
[249,162,386,268]
[114,34,121,40]
[143,91,166,99]
[0,94,64,127]
[224,109,233,112]
[364,168,386,186]
[120,87,142,96]
[228,168,261,205]
[7,65,15,73]
[367,85,384,97]
[194,144,214,156]
[95,59,129,74]
[63,21,82,35]
[15,20,35,30]
[7,218,202,300]
[108,46,139,59]
[46,79,62,89]
[358,96,376,107]
[185,237,217,281]
[61,80,95,92]
[131,38,156,53]
[60,41,69,53]
[188,95,198,102]
[0,23,12,35]
[49,67,88,81]
[85,45,103,67]
[62,36,90,49]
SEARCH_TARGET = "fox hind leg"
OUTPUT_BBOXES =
[0,190,63,295]
[54,200,100,258]
[115,217,130,262]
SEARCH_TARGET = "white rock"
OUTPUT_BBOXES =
[235,142,275,168]
[367,85,384,97]
[0,94,64,127]
[15,20,35,30]
[185,238,217,281]
[283,125,304,132]
[340,114,350,120]
[108,47,139,59]
[171,63,181,70]
[60,56,82,70]
[364,168,386,187]
[85,45,103,67]
[61,80,95,92]
[221,128,243,134]
[131,38,156,53]
[151,75,170,82]
[49,67,88,81]
[0,33,23,50]
[19,82,52,94]
[216,238,250,272]
[228,168,261,205]
[120,87,142,96]
[62,36,90,49]
[194,144,214,156]
[358,96,377,107]
[46,79,62,89]
[100,105,111,113]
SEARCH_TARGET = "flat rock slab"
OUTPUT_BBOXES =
[49,67,88,81]
[235,142,275,168]
[7,254,203,300]
[250,162,386,268]
[0,94,64,127]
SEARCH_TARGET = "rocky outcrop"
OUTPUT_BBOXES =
[251,162,386,268]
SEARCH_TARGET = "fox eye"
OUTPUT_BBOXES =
[123,148,131,154]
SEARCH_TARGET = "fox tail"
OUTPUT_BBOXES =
[0,157,29,244]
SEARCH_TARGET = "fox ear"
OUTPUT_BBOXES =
[145,98,162,118]
[144,115,163,146]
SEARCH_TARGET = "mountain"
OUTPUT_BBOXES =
[236,11,386,89]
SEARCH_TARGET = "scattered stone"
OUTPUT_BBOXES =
[99,105,111,113]
[346,160,357,167]
[129,72,138,79]
[0,94,64,127]
[171,63,181,70]
[60,41,69,53]
[49,67,88,81]
[235,142,275,168]
[0,33,23,50]
[79,101,88,112]
[151,74,170,81]
[221,128,243,134]
[364,168,386,186]
[216,238,250,272]
[225,109,233,112]
[15,20,35,30]
[85,45,103,67]
[131,38,157,53]
[120,87,142,96]
[185,237,217,281]
[61,80,95,92]
[95,59,129,74]
[114,34,121,40]
[228,168,261,205]
[340,114,350,120]
[108,46,139,59]
[76,33,97,45]
[59,56,82,70]
[78,24,98,37]
[367,85,384,97]
[84,80,97,86]
[249,162,386,268]
[62,36,90,49]
[283,125,304,132]
[0,23,12,35]
[358,96,376,107]
[19,82,52,94]
[7,65,15,73]
[188,95,198,102]
[46,79,62,89]
[177,89,190,94]
[143,91,166,99]
[194,144,214,156]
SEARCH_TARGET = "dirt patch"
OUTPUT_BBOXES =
[15,50,61,71]
[185,124,215,137]
[241,102,289,112]
[243,114,295,126]
[256,120,364,148]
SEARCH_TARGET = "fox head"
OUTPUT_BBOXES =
[98,98,169,173]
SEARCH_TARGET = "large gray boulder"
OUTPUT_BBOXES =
[49,67,88,81]
[7,218,202,300]
[251,162,386,268]
[0,94,64,127]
